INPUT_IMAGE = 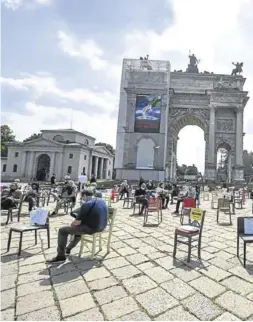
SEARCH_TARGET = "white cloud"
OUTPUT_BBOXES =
[0,74,118,114]
[2,102,117,146]
[1,0,51,10]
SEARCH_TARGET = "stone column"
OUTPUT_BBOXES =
[208,105,216,164]
[57,152,63,180]
[50,152,56,178]
[236,107,243,166]
[21,151,27,177]
[28,151,35,180]
[94,156,98,179]
[98,158,103,179]
[104,159,109,179]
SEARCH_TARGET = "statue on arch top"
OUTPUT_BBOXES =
[231,62,243,76]
[186,51,200,73]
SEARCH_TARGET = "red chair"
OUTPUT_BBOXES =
[143,197,162,225]
[180,197,196,224]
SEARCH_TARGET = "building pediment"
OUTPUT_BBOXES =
[23,138,63,147]
[91,145,114,156]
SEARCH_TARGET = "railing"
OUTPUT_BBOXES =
[123,58,170,72]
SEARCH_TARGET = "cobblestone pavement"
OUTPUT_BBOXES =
[1,197,253,321]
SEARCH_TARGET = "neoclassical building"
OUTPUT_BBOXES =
[2,129,114,182]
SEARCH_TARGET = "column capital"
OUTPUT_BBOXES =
[235,105,244,113]
[209,104,218,110]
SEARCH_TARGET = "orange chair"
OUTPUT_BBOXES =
[143,197,162,225]
[180,197,196,224]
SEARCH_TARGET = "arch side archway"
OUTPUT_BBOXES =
[36,154,51,181]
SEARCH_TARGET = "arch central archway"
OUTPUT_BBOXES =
[36,154,50,181]
[168,113,208,181]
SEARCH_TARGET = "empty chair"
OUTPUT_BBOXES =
[237,216,253,267]
[217,198,232,225]
[180,197,196,224]
[143,197,162,225]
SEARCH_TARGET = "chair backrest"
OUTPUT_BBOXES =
[237,216,253,234]
[218,198,230,208]
[107,208,117,229]
[183,197,196,208]
[189,208,206,236]
[148,197,162,209]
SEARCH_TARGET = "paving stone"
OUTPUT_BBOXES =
[199,265,231,281]
[18,270,50,285]
[117,310,151,321]
[1,288,16,310]
[190,276,226,298]
[1,263,18,276]
[124,238,146,248]
[209,256,237,270]
[170,266,201,282]
[88,276,118,291]
[144,266,174,284]
[215,250,235,260]
[125,253,149,265]
[199,251,216,261]
[111,241,127,249]
[54,279,89,300]
[209,241,228,249]
[221,276,253,295]
[19,254,45,266]
[155,305,199,321]
[116,247,137,256]
[161,278,195,300]
[1,274,17,291]
[111,265,141,280]
[137,261,156,271]
[155,256,184,270]
[49,262,77,276]
[122,275,157,295]
[147,252,167,260]
[17,280,51,297]
[204,246,219,253]
[215,312,241,321]
[16,290,55,316]
[247,292,253,300]
[103,257,129,270]
[138,245,158,255]
[102,296,139,320]
[60,292,96,318]
[82,267,111,282]
[0,308,14,321]
[64,307,104,321]
[136,287,178,317]
[94,285,127,305]
[19,262,47,274]
[182,293,222,320]
[51,270,83,285]
[215,291,253,319]
[229,266,253,284]
[17,306,60,321]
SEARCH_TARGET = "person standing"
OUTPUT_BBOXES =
[78,172,87,191]
[90,174,96,184]
[50,174,56,185]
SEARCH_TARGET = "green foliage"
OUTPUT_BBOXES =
[23,133,42,142]
[1,125,15,157]
[243,150,253,180]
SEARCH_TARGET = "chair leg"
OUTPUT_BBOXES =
[79,236,85,257]
[6,209,11,225]
[107,230,113,253]
[198,236,201,259]
[35,230,37,245]
[216,210,219,223]
[173,232,177,258]
[18,232,23,256]
[237,236,239,258]
[91,235,96,260]
[7,230,12,252]
[243,242,246,268]
[187,237,192,263]
[47,227,50,248]
[99,233,102,251]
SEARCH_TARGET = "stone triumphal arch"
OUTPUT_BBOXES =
[115,57,249,182]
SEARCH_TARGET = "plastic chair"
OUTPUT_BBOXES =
[78,208,117,259]
[143,197,162,225]
[180,197,196,224]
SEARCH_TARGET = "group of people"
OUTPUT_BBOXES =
[116,178,201,215]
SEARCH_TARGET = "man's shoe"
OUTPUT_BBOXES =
[66,249,71,255]
[173,211,179,214]
[46,256,66,263]
[48,212,57,217]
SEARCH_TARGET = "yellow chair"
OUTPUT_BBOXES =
[78,208,117,259]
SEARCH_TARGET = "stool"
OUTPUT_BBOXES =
[7,223,50,256]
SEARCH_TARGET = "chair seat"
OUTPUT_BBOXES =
[240,235,253,242]
[176,225,200,234]
[10,224,48,232]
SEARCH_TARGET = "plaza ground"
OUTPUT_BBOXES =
[1,197,253,321]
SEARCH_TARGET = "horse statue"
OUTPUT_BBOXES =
[231,62,243,76]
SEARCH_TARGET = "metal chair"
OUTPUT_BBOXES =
[217,198,232,225]
[173,209,206,262]
[237,216,253,267]
[143,197,162,225]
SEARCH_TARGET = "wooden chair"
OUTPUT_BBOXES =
[237,216,253,267]
[180,197,196,224]
[143,197,162,225]
[78,208,117,259]
[7,216,50,256]
[132,198,142,215]
[173,209,206,262]
[217,198,232,225]
[211,192,219,209]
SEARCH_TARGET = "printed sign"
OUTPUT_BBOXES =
[190,208,203,221]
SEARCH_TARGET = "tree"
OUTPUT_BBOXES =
[185,164,198,175]
[95,142,115,155]
[1,125,15,157]
[243,150,253,180]
[23,133,42,142]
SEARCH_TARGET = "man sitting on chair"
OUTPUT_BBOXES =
[120,180,129,200]
[173,186,195,214]
[47,188,108,263]
[135,183,148,215]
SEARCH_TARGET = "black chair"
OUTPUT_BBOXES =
[237,216,253,267]
[173,209,206,263]
[7,217,50,256]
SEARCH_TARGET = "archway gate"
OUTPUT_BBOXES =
[115,58,249,182]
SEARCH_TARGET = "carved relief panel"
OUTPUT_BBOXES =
[216,119,234,133]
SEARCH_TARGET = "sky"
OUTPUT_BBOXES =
[1,0,253,173]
